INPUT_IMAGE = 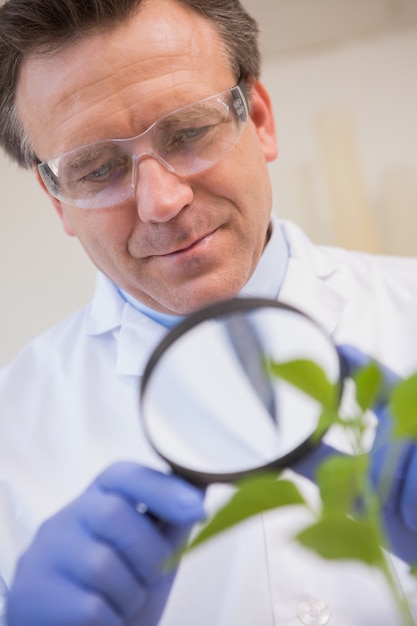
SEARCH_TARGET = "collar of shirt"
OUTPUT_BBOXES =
[278,221,347,336]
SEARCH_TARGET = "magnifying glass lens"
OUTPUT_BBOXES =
[140,299,342,483]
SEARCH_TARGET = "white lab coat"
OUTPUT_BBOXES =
[2,219,417,625]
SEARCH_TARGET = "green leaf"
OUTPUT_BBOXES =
[390,373,417,439]
[188,474,305,552]
[268,359,339,410]
[316,454,368,514]
[296,515,385,567]
[353,362,383,412]
[314,407,346,442]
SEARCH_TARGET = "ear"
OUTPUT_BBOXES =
[34,167,76,237]
[248,81,278,162]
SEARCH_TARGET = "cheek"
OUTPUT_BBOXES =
[205,127,271,199]
[234,122,270,175]
[67,216,132,277]
[231,130,273,212]
[63,204,136,246]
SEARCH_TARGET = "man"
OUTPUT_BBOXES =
[1,0,417,624]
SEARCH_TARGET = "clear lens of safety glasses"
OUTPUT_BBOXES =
[38,81,249,209]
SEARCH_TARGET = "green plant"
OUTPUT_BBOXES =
[182,359,417,625]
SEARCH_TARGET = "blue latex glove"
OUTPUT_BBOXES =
[6,462,205,626]
[293,344,417,566]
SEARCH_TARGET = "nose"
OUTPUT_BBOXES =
[133,155,194,223]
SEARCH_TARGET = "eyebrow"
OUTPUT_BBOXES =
[61,143,120,173]
[158,102,229,127]
[53,94,233,169]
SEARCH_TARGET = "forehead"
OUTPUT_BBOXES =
[16,0,235,159]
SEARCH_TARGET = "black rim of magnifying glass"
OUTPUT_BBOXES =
[140,297,347,486]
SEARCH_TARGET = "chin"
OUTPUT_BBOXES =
[180,280,246,315]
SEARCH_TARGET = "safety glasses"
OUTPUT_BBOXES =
[38,80,249,209]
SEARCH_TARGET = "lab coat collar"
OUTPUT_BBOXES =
[85,272,125,335]
[85,273,168,376]
[240,214,289,300]
[116,304,167,376]
[279,221,348,336]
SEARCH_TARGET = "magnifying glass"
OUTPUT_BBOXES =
[140,298,346,485]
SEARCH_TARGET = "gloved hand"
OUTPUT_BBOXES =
[293,344,417,566]
[6,462,205,626]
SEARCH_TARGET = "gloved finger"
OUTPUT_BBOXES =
[95,462,205,525]
[400,445,417,532]
[35,510,145,620]
[125,573,177,626]
[290,442,340,483]
[77,463,205,586]
[6,571,122,626]
[365,399,417,562]
[337,344,400,406]
[79,488,188,583]
[370,425,414,511]
[337,343,371,375]
[368,432,417,563]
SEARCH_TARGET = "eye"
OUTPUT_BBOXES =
[164,125,214,153]
[82,157,130,183]
[84,162,111,181]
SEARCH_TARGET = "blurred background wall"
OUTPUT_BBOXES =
[0,0,416,365]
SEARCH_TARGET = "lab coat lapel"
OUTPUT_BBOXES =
[279,221,348,336]
[116,304,167,376]
[85,272,168,377]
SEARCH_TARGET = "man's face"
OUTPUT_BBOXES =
[16,0,278,315]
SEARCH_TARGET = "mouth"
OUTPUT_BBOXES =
[162,229,218,258]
